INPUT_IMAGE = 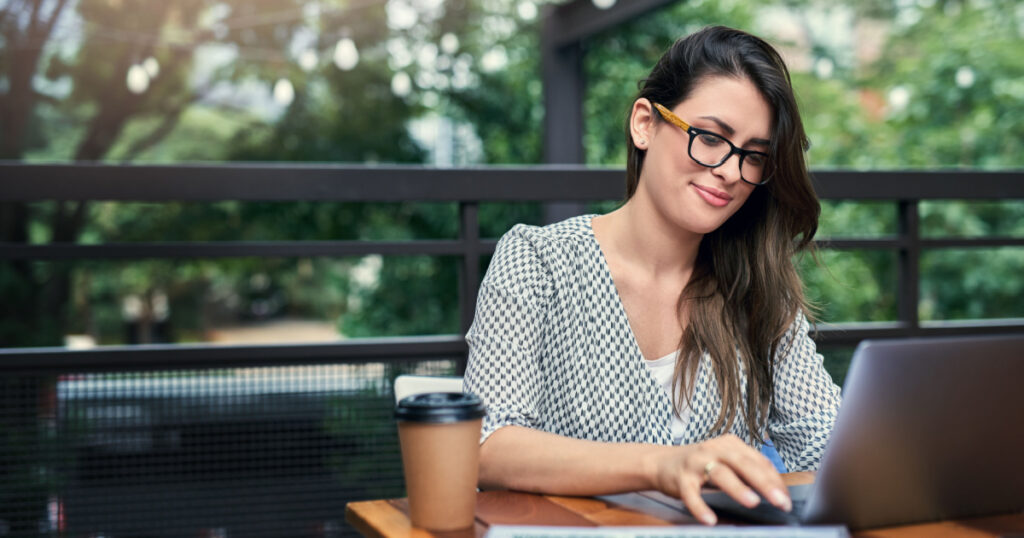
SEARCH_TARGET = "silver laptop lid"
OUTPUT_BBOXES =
[804,333,1024,529]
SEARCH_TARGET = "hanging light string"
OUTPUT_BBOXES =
[16,0,532,52]
[11,0,381,59]
[20,0,537,96]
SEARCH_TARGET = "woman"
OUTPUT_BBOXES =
[463,26,841,526]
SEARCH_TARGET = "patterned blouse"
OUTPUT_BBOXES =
[463,215,842,472]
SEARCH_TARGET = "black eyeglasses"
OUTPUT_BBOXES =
[652,102,772,186]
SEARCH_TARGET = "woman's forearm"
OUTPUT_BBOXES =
[478,426,791,526]
[478,425,676,495]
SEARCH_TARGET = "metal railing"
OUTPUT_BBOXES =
[1,163,1022,537]
[2,163,1024,370]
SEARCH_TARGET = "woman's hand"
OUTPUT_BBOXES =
[646,434,791,525]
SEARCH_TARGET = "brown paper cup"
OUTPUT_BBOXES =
[395,392,486,531]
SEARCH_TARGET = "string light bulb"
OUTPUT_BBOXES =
[440,33,459,54]
[391,71,411,97]
[333,38,359,70]
[142,57,160,78]
[517,1,538,20]
[299,49,319,71]
[273,78,295,106]
[126,64,149,94]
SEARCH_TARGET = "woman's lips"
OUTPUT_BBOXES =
[692,184,732,207]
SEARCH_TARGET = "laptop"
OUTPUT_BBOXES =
[643,333,1024,530]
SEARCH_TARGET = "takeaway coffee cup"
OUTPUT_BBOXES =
[395,392,486,531]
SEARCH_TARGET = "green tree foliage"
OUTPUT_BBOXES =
[443,11,545,164]
[582,0,756,166]
[225,6,426,164]
[864,0,1023,169]
[2,0,1022,348]
[1,0,435,345]
[816,0,1024,322]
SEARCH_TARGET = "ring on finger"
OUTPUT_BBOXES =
[703,461,719,483]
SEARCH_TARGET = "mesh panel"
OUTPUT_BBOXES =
[0,359,458,538]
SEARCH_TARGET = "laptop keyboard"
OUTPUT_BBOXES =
[485,524,849,538]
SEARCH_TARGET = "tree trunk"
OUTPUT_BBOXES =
[0,0,70,159]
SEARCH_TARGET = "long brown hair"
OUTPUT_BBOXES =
[626,26,819,440]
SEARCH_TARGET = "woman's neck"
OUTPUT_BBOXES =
[594,199,703,281]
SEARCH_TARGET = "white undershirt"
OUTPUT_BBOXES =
[642,350,692,445]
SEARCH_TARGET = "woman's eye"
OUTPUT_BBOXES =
[698,133,724,146]
[746,153,767,166]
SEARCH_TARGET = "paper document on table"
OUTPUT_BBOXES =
[485,524,850,538]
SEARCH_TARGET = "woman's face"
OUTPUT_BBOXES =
[630,75,772,236]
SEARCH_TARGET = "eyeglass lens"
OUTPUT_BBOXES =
[690,132,767,184]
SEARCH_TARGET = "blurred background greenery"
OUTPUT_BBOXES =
[2,0,1022,381]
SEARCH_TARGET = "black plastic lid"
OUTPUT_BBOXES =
[394,392,486,423]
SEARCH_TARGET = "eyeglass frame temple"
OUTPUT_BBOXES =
[651,102,693,132]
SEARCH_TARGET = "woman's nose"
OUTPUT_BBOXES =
[712,152,744,183]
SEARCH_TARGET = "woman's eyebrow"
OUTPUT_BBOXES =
[698,115,771,147]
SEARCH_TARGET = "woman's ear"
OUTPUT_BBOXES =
[630,98,656,150]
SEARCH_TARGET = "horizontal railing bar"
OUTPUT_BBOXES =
[815,237,1024,250]
[0,163,627,202]
[815,238,904,250]
[5,236,1017,261]
[813,320,1024,346]
[2,322,1022,371]
[813,322,909,345]
[811,170,1024,200]
[919,317,1024,329]
[0,239,500,260]
[920,237,1024,248]
[1,163,1021,202]
[0,335,468,372]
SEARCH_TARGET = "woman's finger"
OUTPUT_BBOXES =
[678,475,717,526]
[709,438,790,511]
[704,461,762,508]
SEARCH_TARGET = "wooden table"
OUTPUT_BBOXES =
[346,473,1024,538]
